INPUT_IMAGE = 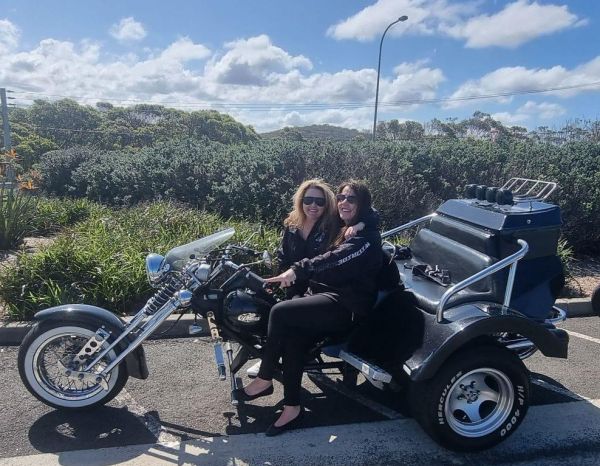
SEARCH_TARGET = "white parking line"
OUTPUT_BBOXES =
[566,330,600,345]
[531,378,591,402]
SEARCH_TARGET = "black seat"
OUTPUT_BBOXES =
[399,228,507,314]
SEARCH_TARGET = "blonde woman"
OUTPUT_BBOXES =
[246,179,376,377]
[240,181,383,436]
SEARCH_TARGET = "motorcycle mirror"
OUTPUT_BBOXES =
[262,250,272,268]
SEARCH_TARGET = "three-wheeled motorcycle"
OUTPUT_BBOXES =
[18,178,569,451]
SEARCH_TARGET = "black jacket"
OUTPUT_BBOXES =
[291,228,382,317]
[277,208,380,297]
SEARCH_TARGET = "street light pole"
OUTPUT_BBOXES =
[372,15,408,141]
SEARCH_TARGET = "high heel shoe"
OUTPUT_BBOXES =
[233,383,274,402]
[265,407,305,437]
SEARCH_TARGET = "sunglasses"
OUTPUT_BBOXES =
[336,194,357,204]
[302,196,326,207]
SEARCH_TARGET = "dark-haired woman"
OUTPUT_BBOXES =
[237,180,382,436]
[246,179,377,377]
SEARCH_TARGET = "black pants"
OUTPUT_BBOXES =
[257,293,353,406]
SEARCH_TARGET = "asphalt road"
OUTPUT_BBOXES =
[0,315,599,465]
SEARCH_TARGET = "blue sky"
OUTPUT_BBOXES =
[1,0,599,132]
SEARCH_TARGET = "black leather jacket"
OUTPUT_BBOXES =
[276,208,380,297]
[292,228,383,317]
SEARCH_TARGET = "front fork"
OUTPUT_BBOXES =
[77,290,193,387]
[206,311,240,405]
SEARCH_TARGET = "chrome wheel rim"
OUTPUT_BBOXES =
[30,327,117,402]
[444,368,514,438]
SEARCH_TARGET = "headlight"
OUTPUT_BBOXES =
[145,253,166,287]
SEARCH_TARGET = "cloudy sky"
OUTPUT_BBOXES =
[1,0,599,132]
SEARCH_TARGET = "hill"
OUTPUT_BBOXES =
[261,124,364,141]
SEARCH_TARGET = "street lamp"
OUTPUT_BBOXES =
[372,15,408,140]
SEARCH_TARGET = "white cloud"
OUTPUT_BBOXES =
[0,29,436,132]
[442,0,586,48]
[327,0,469,42]
[0,18,20,54]
[492,100,567,127]
[491,111,530,126]
[110,17,147,42]
[327,0,585,48]
[517,101,566,119]
[205,35,312,86]
[159,37,210,62]
[446,56,600,108]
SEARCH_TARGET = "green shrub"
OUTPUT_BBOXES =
[32,197,99,235]
[0,201,279,320]
[0,185,37,250]
[37,138,600,253]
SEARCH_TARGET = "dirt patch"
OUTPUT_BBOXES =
[561,255,600,298]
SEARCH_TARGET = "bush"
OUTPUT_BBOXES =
[0,185,37,250]
[37,138,600,253]
[0,201,280,320]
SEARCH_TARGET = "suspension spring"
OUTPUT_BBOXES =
[144,276,184,315]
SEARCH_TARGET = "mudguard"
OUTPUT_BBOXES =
[403,303,568,382]
[34,304,149,380]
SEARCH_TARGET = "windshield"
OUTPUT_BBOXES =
[164,228,235,271]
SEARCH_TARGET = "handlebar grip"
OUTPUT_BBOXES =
[244,270,266,293]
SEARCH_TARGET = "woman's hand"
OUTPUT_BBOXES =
[265,268,297,288]
[344,221,365,239]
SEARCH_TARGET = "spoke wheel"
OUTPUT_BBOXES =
[19,322,128,410]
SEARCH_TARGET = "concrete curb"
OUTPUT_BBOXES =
[0,298,594,346]
[555,297,593,318]
[0,313,208,346]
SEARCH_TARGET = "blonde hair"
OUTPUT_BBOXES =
[284,179,337,247]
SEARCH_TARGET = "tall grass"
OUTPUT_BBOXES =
[0,184,37,250]
[32,197,99,235]
[0,201,280,320]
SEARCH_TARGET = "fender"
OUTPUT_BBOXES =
[404,303,568,382]
[34,304,149,380]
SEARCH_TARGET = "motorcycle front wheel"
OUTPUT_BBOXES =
[18,321,129,410]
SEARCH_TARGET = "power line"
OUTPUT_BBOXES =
[7,80,600,111]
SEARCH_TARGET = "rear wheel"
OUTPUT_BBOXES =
[592,284,600,316]
[410,346,529,451]
[18,321,128,410]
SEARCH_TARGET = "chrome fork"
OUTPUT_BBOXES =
[83,290,192,379]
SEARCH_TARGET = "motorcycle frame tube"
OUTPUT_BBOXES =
[436,240,529,323]
[381,213,436,239]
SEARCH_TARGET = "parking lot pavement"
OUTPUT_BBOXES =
[0,315,598,463]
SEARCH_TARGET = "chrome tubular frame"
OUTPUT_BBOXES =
[502,178,557,201]
[381,213,436,239]
[436,239,529,323]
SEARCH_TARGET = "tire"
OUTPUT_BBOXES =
[18,321,129,410]
[592,284,600,317]
[409,346,529,451]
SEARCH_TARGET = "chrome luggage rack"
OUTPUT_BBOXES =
[502,178,557,201]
